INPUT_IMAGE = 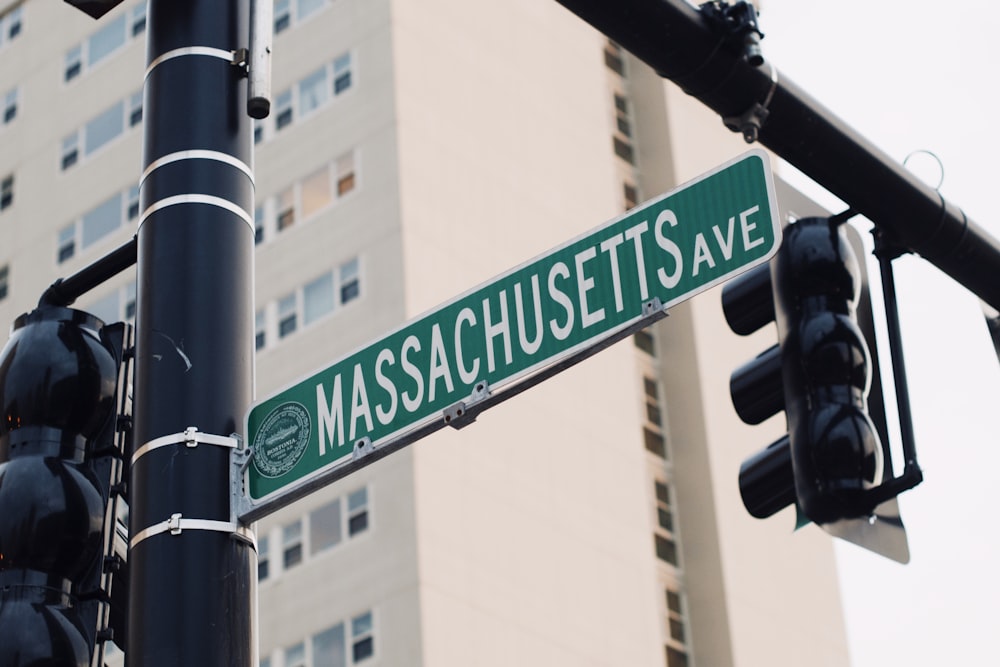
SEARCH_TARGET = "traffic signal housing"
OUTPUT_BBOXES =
[724,217,911,561]
[0,305,132,664]
[63,0,125,19]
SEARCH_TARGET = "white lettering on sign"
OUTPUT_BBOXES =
[312,203,770,457]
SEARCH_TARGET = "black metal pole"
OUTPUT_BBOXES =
[127,0,256,664]
[552,0,1000,310]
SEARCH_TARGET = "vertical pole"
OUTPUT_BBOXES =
[128,0,255,664]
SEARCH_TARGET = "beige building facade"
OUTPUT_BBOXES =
[0,0,850,665]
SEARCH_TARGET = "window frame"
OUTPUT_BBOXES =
[255,257,362,350]
[256,51,353,144]
[0,174,12,211]
[2,87,17,125]
[346,486,369,537]
[61,90,142,171]
[350,611,375,662]
[255,150,359,245]
[58,184,139,263]
[63,3,146,83]
[0,5,24,50]
[273,0,329,35]
[282,519,304,570]
[0,264,9,301]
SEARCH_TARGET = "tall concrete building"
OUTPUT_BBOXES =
[0,0,851,665]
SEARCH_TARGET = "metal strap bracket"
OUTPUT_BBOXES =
[723,62,779,143]
[130,513,254,550]
[443,380,491,430]
[132,427,239,465]
[230,446,256,524]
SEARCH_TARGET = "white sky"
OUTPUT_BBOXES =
[757,1,1000,665]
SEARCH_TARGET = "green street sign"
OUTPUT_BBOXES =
[240,149,781,520]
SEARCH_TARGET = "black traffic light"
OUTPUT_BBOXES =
[724,216,916,561]
[62,0,125,19]
[0,305,132,664]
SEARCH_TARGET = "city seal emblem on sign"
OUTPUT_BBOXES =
[252,402,311,478]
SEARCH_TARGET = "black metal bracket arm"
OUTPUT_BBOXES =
[869,224,924,502]
[701,2,773,142]
[39,237,138,308]
[700,1,765,66]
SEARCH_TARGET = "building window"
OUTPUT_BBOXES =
[655,481,674,533]
[284,642,306,667]
[64,4,145,82]
[309,498,342,555]
[82,193,122,247]
[644,428,667,458]
[312,623,345,667]
[274,89,293,130]
[333,52,352,93]
[303,272,335,326]
[0,174,12,211]
[298,65,329,117]
[273,0,327,34]
[0,5,23,49]
[301,165,333,219]
[340,258,360,304]
[87,13,127,69]
[65,45,83,81]
[666,646,689,667]
[58,225,76,262]
[131,3,147,35]
[336,153,356,196]
[255,150,359,245]
[256,258,362,349]
[624,181,638,210]
[0,265,9,301]
[59,186,137,263]
[123,281,137,320]
[85,101,124,155]
[277,293,298,338]
[655,533,678,566]
[347,487,369,536]
[257,52,353,144]
[255,310,267,350]
[351,611,374,662]
[256,487,371,587]
[126,185,140,221]
[282,520,304,569]
[61,133,80,170]
[276,186,295,230]
[254,206,265,244]
[644,375,664,424]
[128,91,143,127]
[297,0,326,22]
[62,91,142,170]
[613,136,635,164]
[612,92,636,164]
[307,612,374,667]
[634,330,655,356]
[666,590,685,642]
[605,40,625,76]
[258,535,270,581]
[273,0,292,33]
[653,481,678,567]
[2,87,17,125]
[642,370,668,459]
[85,282,137,324]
